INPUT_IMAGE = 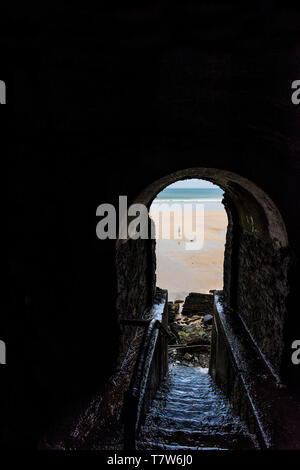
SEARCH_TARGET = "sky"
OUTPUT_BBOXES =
[167,179,219,188]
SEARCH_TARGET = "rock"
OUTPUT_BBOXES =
[183,352,193,361]
[178,326,209,345]
[172,324,181,332]
[181,292,214,317]
[168,301,179,324]
[203,314,213,325]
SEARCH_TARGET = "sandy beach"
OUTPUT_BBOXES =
[149,208,228,301]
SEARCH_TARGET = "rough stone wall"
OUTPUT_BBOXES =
[223,208,290,376]
[222,186,290,377]
[210,292,300,449]
[236,233,290,374]
[223,197,235,306]
[116,230,156,364]
[210,319,264,445]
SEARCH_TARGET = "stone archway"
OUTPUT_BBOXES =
[134,168,288,247]
[116,167,290,381]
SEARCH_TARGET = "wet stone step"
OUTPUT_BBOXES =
[137,431,256,450]
[152,397,243,418]
[137,442,227,451]
[154,402,220,414]
[149,411,244,427]
[154,395,218,406]
[149,399,241,416]
[139,364,257,450]
[143,418,246,434]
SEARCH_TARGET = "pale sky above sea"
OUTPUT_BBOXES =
[168,179,218,189]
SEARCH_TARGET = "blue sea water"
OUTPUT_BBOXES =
[155,187,224,201]
[151,187,224,211]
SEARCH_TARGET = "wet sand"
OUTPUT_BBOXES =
[150,209,228,301]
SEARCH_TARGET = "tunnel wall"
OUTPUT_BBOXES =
[116,233,156,364]
[210,291,300,450]
[222,188,291,376]
[236,233,290,374]
[1,3,300,447]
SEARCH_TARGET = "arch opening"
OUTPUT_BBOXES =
[149,178,228,302]
[116,167,290,380]
[148,177,228,370]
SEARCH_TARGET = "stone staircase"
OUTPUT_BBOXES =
[137,363,258,450]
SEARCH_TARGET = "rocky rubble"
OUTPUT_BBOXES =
[167,293,214,368]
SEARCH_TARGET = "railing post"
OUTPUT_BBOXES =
[121,290,170,450]
[123,392,138,450]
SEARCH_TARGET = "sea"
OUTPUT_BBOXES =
[151,187,224,212]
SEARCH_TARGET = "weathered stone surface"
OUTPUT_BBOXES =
[178,326,209,345]
[181,293,214,317]
[236,233,290,374]
[210,292,300,450]
[116,231,156,365]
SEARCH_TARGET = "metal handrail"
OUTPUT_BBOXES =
[122,317,171,449]
[120,318,171,339]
